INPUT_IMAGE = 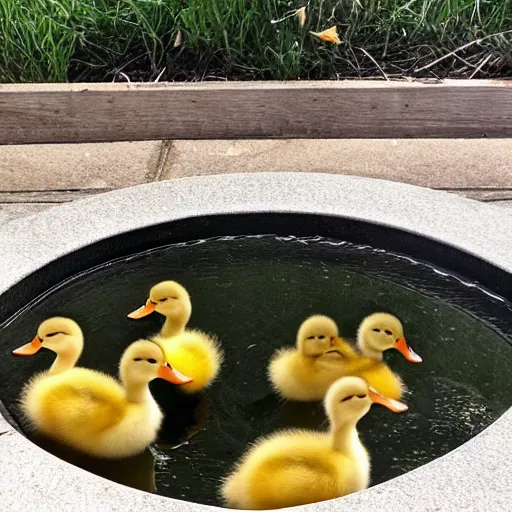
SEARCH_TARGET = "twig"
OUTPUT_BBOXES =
[358,47,389,81]
[415,29,512,72]
[469,54,493,79]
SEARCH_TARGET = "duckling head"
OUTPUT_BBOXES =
[325,376,408,427]
[357,313,422,363]
[119,340,193,386]
[128,281,192,324]
[297,315,347,360]
[12,317,84,358]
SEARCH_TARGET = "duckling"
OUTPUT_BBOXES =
[221,376,408,509]
[352,312,422,399]
[12,317,84,375]
[16,338,192,458]
[268,315,363,401]
[128,280,223,394]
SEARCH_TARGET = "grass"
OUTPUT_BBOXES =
[0,0,511,83]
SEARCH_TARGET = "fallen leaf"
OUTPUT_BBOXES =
[296,7,306,28]
[310,26,342,45]
[174,30,182,48]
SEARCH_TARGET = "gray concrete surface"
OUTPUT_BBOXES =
[0,173,511,511]
[0,141,162,190]
[163,139,512,189]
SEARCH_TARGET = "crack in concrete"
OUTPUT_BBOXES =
[151,140,173,182]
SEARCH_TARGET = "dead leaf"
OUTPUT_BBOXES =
[174,30,182,48]
[310,26,342,45]
[296,7,306,28]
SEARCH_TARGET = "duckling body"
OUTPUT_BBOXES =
[269,314,421,401]
[153,330,222,394]
[222,376,407,509]
[22,367,162,458]
[223,429,368,509]
[269,315,363,401]
[129,281,223,393]
[16,337,192,458]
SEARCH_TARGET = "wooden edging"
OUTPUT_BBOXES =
[0,80,511,144]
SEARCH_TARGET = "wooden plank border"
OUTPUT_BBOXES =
[0,80,511,144]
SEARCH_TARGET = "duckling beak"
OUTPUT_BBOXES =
[369,386,408,413]
[128,299,156,319]
[12,336,43,356]
[394,337,422,363]
[157,362,193,385]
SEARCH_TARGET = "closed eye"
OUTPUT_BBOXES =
[147,358,157,364]
[171,296,178,300]
[307,336,315,340]
[385,330,392,336]
[133,357,143,362]
[318,335,325,340]
[159,298,168,303]
[341,395,354,402]
[372,328,380,333]
[357,394,367,399]
[46,332,65,338]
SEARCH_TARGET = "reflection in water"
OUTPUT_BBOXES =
[30,432,156,493]
[2,235,512,506]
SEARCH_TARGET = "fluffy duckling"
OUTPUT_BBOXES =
[12,317,84,375]
[16,338,192,458]
[268,315,363,401]
[352,312,422,399]
[128,280,223,394]
[221,376,408,509]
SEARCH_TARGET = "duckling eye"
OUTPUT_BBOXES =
[307,336,315,340]
[357,394,367,399]
[159,298,168,303]
[384,330,392,336]
[341,395,354,402]
[318,335,325,340]
[171,296,178,300]
[372,328,380,333]
[147,358,157,364]
[133,357,143,362]
[46,332,65,338]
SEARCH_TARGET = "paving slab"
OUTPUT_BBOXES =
[0,141,163,191]
[162,139,512,188]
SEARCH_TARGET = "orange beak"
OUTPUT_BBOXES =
[127,299,156,319]
[13,335,43,356]
[394,337,422,363]
[157,362,193,385]
[369,386,408,413]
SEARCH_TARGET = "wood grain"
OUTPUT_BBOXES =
[1,80,511,144]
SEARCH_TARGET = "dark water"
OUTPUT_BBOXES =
[1,235,512,505]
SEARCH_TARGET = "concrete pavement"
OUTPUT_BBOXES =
[1,139,511,222]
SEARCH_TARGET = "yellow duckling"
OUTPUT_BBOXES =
[268,315,363,401]
[351,312,422,399]
[13,317,84,374]
[221,376,408,509]
[128,280,223,393]
[15,333,192,458]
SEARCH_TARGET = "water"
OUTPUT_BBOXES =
[1,235,512,505]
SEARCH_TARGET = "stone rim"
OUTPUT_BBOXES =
[0,172,510,511]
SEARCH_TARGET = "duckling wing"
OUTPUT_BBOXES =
[23,368,126,437]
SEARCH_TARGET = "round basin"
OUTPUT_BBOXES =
[0,173,511,511]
